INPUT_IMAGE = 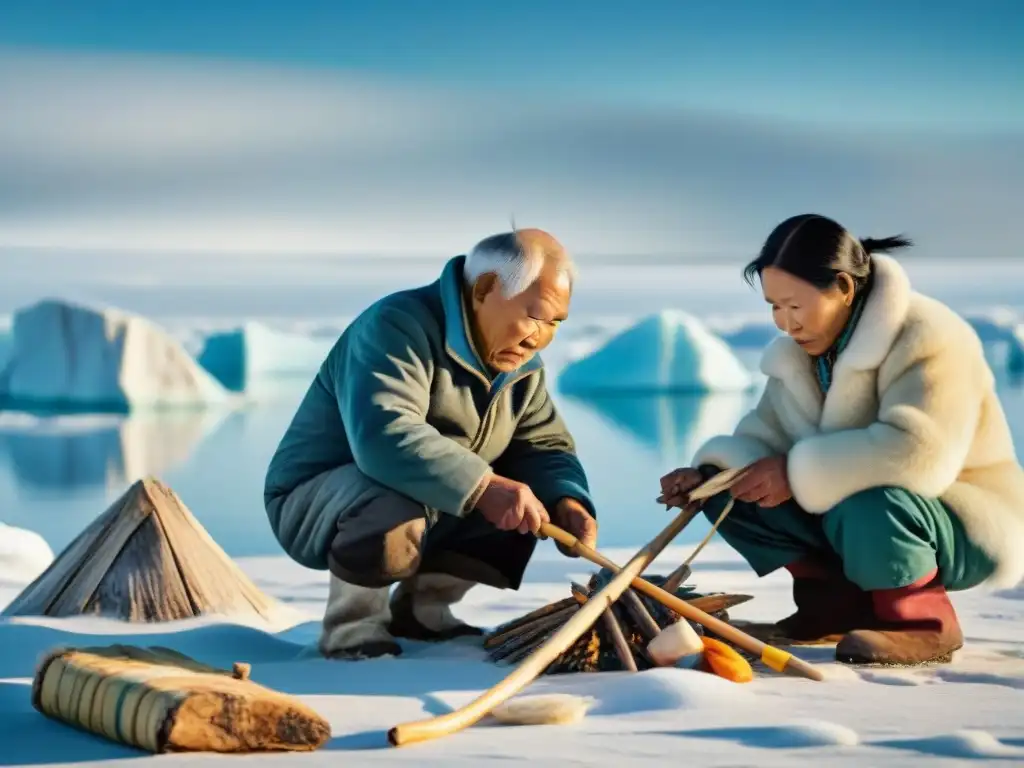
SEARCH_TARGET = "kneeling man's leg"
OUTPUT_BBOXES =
[296,465,490,657]
[386,511,539,641]
[271,463,428,658]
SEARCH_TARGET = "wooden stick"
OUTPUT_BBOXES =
[486,597,577,645]
[570,581,590,602]
[663,496,737,592]
[498,621,571,666]
[600,607,637,672]
[537,523,825,683]
[655,467,752,591]
[619,589,662,641]
[485,602,578,650]
[685,593,754,615]
[488,607,579,663]
[387,506,697,747]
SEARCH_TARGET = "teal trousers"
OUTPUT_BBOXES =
[702,486,996,592]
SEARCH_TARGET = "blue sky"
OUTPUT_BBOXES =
[0,1,1020,267]
[1,0,1021,130]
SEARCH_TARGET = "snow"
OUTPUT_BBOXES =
[0,298,233,413]
[1,541,1022,766]
[0,522,53,585]
[557,311,755,395]
[197,321,336,391]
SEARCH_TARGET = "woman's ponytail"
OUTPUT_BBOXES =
[860,235,913,255]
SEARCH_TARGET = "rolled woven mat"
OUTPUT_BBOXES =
[31,644,331,754]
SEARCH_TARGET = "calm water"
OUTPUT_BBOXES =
[4,258,1024,561]
[3,349,1024,561]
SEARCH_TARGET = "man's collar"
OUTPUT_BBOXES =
[438,255,543,390]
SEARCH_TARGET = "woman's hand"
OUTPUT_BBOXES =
[657,467,704,509]
[729,456,792,507]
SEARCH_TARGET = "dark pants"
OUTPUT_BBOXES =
[269,463,536,590]
[703,486,996,592]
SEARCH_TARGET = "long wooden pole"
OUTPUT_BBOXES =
[386,505,697,747]
[537,522,825,682]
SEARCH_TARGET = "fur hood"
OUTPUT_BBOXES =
[694,255,1024,588]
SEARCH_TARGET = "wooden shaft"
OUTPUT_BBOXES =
[485,602,578,650]
[485,597,577,646]
[685,593,753,614]
[499,624,566,666]
[600,608,638,672]
[386,506,697,747]
[661,563,691,594]
[570,582,590,603]
[618,589,662,641]
[487,607,578,662]
[537,522,825,683]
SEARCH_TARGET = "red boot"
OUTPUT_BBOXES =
[835,569,963,665]
[740,558,872,645]
[773,559,873,644]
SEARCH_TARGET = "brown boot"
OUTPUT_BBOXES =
[836,569,963,666]
[741,559,872,645]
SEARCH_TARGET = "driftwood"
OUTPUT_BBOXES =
[600,607,638,672]
[485,569,750,674]
[32,645,330,753]
[3,476,286,623]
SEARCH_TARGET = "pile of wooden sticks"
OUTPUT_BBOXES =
[484,571,752,673]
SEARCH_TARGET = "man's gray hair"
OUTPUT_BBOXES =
[463,230,577,298]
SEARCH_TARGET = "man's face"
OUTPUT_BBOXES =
[469,262,572,374]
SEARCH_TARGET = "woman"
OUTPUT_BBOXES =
[659,213,1024,666]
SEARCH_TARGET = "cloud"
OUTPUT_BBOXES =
[0,47,1020,260]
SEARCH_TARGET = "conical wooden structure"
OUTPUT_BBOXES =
[2,476,286,623]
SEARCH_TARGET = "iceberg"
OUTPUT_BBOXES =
[0,298,230,413]
[719,322,782,349]
[557,310,754,394]
[967,315,1016,345]
[1008,326,1024,378]
[197,321,335,391]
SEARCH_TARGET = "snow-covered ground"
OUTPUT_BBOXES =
[1,540,1022,766]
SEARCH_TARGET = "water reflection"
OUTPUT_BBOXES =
[0,410,229,494]
[563,391,751,472]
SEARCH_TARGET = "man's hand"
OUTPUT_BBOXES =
[551,498,598,556]
[475,473,550,534]
[729,455,792,507]
[656,467,703,509]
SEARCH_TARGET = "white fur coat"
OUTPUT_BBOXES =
[693,255,1024,589]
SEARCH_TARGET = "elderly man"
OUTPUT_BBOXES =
[263,228,597,659]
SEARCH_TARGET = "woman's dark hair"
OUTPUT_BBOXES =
[742,214,913,292]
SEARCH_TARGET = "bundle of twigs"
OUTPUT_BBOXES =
[484,568,752,674]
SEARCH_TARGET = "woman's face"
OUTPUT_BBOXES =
[761,266,855,356]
